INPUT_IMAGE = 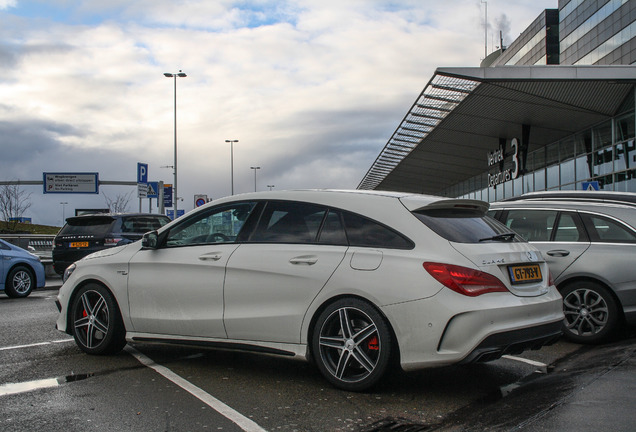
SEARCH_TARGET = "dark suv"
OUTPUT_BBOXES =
[53,213,171,275]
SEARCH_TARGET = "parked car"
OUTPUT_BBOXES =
[0,238,46,298]
[489,191,636,344]
[56,190,563,391]
[52,213,171,275]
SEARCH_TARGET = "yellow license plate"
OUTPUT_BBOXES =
[70,241,89,248]
[508,264,542,284]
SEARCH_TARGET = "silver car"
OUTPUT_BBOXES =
[490,191,636,344]
[56,190,563,391]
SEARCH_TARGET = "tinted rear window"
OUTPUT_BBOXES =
[120,216,170,233]
[342,211,413,249]
[59,217,115,237]
[413,208,516,243]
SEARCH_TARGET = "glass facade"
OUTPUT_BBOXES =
[560,0,636,65]
[443,0,636,201]
[360,0,636,198]
[491,10,560,66]
[447,99,636,202]
[494,0,636,66]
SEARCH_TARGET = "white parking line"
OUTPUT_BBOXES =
[0,338,74,352]
[126,346,267,432]
[0,377,60,397]
[502,355,548,370]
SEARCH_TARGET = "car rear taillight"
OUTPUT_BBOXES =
[548,270,554,287]
[104,237,122,246]
[423,262,509,297]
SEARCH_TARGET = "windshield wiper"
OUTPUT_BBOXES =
[479,232,516,242]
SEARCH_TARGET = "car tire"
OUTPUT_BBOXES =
[5,266,35,298]
[71,283,126,355]
[312,298,392,392]
[561,281,620,344]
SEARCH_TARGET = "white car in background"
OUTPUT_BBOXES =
[56,190,563,391]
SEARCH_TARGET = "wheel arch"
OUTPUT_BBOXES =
[6,263,35,283]
[65,279,125,334]
[305,294,401,366]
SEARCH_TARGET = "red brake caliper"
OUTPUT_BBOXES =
[83,310,88,335]
[367,336,379,351]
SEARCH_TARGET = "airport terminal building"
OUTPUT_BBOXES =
[359,0,636,201]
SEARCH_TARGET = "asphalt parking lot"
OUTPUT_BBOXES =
[1,284,635,431]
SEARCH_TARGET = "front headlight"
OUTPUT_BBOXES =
[63,263,77,283]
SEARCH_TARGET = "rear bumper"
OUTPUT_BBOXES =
[459,320,562,364]
[383,287,564,372]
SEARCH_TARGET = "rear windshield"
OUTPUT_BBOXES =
[413,208,518,243]
[120,216,170,233]
[58,217,115,237]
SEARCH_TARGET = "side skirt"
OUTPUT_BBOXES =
[127,333,308,360]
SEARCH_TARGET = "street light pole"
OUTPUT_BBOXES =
[267,185,275,191]
[164,70,187,219]
[60,202,68,224]
[250,166,261,192]
[225,140,239,195]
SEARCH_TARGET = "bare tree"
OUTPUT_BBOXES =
[0,183,32,231]
[103,190,134,213]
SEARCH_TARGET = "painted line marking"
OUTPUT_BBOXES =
[0,338,74,352]
[502,355,548,368]
[0,377,60,397]
[126,346,267,432]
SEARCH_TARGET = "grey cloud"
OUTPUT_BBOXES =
[0,41,74,70]
[0,44,18,68]
[0,119,82,162]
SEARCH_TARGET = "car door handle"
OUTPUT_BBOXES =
[547,250,570,257]
[289,256,318,265]
[199,253,222,261]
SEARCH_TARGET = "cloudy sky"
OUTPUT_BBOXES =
[0,0,556,226]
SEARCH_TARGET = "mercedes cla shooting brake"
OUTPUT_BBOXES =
[56,190,563,391]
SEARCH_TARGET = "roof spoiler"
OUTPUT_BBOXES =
[401,198,490,214]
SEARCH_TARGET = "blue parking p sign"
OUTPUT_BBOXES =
[137,163,148,183]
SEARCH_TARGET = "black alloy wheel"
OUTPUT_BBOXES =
[71,283,126,355]
[312,298,392,392]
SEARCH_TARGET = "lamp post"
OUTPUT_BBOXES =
[60,202,68,224]
[225,139,239,195]
[164,70,187,218]
[250,166,261,192]
[267,185,275,191]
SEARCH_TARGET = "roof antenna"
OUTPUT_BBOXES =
[481,0,488,58]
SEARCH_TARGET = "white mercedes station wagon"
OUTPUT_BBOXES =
[56,190,563,391]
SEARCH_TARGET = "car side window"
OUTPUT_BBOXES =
[250,201,327,244]
[317,210,348,245]
[165,202,257,247]
[553,212,584,242]
[504,210,557,241]
[582,213,636,243]
[342,211,413,249]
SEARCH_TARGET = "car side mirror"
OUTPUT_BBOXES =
[142,231,159,249]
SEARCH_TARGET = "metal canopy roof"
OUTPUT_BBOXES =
[358,66,636,194]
